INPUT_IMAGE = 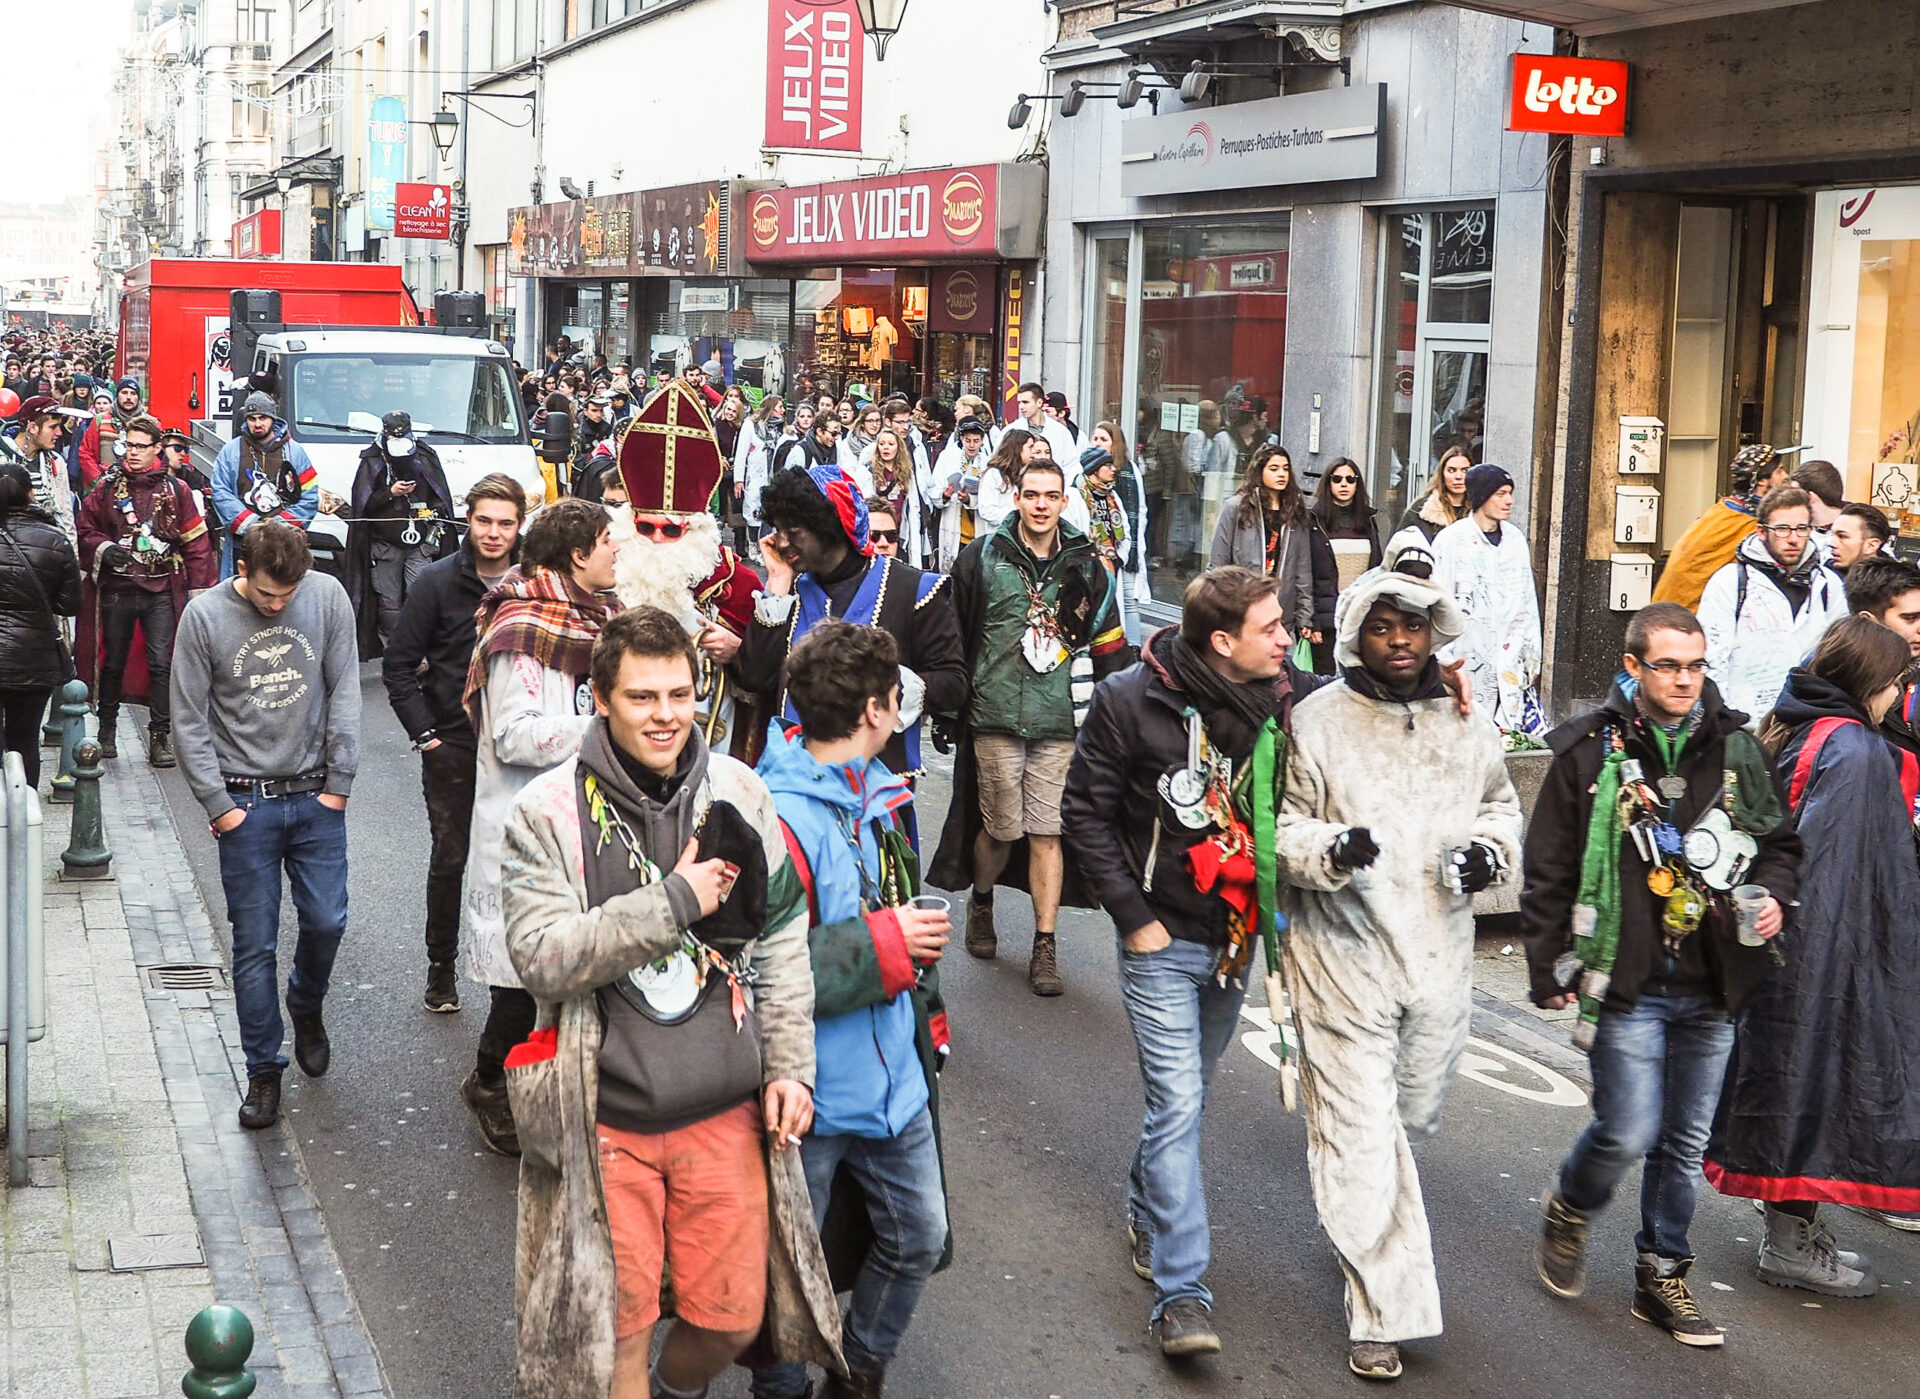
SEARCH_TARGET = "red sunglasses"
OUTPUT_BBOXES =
[633,518,688,540]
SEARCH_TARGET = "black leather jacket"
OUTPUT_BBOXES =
[0,510,81,691]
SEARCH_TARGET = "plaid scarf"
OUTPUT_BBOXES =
[463,566,617,726]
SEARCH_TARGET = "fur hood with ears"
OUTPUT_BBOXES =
[1332,536,1465,669]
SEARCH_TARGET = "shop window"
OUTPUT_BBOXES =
[788,269,927,404]
[1084,234,1130,438]
[1372,208,1495,531]
[1666,205,1736,547]
[1132,220,1290,604]
[639,278,796,403]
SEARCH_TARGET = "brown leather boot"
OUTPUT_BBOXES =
[1028,933,1063,997]
[965,892,997,959]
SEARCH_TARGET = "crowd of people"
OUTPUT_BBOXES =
[8,312,1920,1393]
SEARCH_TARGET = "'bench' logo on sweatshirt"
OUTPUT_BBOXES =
[232,626,316,710]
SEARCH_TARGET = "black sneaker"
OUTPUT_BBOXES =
[1632,1255,1725,1347]
[238,1070,282,1130]
[1536,1188,1589,1298]
[1348,1342,1402,1381]
[1128,1218,1153,1282]
[291,1010,330,1077]
[424,963,461,1013]
[462,1069,521,1157]
[1153,1299,1220,1358]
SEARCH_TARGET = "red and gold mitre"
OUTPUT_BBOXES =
[618,380,725,515]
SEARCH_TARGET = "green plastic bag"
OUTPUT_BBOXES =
[1290,635,1315,672]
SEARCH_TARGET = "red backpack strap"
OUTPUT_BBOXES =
[1788,716,1857,809]
[1900,750,1920,819]
[778,819,819,925]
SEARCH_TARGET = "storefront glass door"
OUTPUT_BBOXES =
[1807,187,1920,512]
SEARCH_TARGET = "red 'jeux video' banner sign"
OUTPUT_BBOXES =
[765,0,864,153]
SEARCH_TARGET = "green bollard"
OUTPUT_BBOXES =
[48,678,90,805]
[61,741,112,881]
[182,1304,257,1399]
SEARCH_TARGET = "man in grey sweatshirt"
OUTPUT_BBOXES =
[171,520,361,1129]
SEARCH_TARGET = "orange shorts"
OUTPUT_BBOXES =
[596,1100,770,1338]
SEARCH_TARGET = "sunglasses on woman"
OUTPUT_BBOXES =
[1328,473,1359,485]
[633,518,688,540]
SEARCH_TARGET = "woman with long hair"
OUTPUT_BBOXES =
[735,393,783,551]
[976,427,1037,531]
[1209,442,1313,639]
[1092,420,1147,643]
[840,403,883,486]
[868,426,927,568]
[1706,616,1920,1297]
[1400,444,1472,542]
[0,462,79,787]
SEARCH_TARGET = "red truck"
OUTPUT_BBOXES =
[115,258,421,432]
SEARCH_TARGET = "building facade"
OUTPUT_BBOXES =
[1038,0,1554,611]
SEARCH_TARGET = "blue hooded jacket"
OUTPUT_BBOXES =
[757,721,928,1139]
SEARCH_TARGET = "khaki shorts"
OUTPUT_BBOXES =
[596,1100,769,1338]
[974,734,1075,841]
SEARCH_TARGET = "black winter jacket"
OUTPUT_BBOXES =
[1521,679,1800,1016]
[0,510,81,691]
[1061,630,1321,945]
[381,536,512,742]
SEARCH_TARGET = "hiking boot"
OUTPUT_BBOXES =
[424,962,461,1013]
[1347,1342,1402,1381]
[97,707,117,761]
[462,1069,521,1157]
[1153,1299,1220,1358]
[238,1070,282,1130]
[147,731,175,768]
[1535,1187,1589,1298]
[1128,1217,1153,1282]
[291,1009,330,1077]
[1028,933,1063,997]
[1758,1206,1878,1297]
[822,1366,884,1399]
[964,893,997,959]
[1631,1254,1724,1347]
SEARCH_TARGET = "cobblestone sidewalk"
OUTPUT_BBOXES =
[1,722,388,1398]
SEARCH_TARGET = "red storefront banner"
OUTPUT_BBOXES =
[746,165,996,263]
[1506,55,1629,137]
[929,266,995,335]
[394,182,453,240]
[231,209,282,259]
[764,0,864,153]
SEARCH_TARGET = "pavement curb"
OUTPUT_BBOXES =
[103,719,391,1399]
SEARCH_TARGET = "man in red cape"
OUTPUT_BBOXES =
[610,380,765,761]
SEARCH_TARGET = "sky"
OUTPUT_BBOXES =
[26,0,135,203]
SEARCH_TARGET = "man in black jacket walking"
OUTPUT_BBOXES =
[381,473,524,1012]
[1524,601,1800,1348]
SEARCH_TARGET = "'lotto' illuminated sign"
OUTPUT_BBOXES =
[1506,55,1629,137]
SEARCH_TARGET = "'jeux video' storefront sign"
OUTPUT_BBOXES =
[743,163,1043,264]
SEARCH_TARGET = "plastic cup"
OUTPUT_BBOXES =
[1733,884,1769,947]
[907,894,951,919]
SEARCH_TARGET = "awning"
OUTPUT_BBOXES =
[1083,0,1346,60]
[1449,0,1826,38]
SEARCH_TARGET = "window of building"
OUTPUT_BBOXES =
[1371,208,1495,530]
[236,0,272,46]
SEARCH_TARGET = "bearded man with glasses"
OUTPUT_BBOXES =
[75,414,217,764]
[1694,483,1848,723]
[1521,601,1801,1346]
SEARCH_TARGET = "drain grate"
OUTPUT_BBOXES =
[140,964,229,992]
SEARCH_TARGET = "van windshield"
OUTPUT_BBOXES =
[284,353,525,443]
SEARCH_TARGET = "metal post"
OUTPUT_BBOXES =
[6,750,30,1188]
[62,742,112,881]
[48,678,90,805]
[182,1304,257,1399]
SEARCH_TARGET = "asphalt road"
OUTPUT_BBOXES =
[155,664,1920,1398]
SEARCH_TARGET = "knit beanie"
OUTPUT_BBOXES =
[1464,463,1513,513]
[241,390,278,418]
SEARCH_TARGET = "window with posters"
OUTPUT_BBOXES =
[1371,208,1495,531]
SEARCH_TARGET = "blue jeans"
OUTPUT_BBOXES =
[1556,992,1735,1259]
[216,791,350,1075]
[752,1108,947,1392]
[1119,936,1247,1319]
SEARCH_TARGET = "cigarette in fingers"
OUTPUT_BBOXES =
[782,1132,802,1147]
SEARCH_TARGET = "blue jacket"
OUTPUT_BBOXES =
[757,721,928,1139]
[211,417,318,573]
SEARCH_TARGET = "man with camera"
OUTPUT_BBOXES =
[345,410,452,658]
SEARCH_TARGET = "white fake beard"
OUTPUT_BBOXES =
[612,510,721,635]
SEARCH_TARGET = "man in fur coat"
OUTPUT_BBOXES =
[1274,541,1522,1382]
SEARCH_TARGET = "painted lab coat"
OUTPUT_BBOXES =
[1696,531,1849,724]
[1431,517,1543,734]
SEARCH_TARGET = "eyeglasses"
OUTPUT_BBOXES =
[1328,474,1359,485]
[633,518,688,540]
[124,440,159,452]
[1638,659,1712,677]
[869,529,899,544]
[1762,523,1813,537]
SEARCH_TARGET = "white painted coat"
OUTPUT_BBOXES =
[1697,531,1849,723]
[1431,517,1542,734]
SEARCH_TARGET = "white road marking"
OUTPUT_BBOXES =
[1235,1003,1588,1109]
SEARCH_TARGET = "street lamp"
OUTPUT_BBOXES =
[428,109,459,160]
[852,0,911,60]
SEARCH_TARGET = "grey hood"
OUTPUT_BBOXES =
[1333,535,1465,669]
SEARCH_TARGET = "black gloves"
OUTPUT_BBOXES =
[99,542,133,572]
[1443,842,1502,895]
[1329,827,1380,873]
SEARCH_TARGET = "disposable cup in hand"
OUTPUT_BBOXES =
[1733,884,1769,946]
[907,894,951,919]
